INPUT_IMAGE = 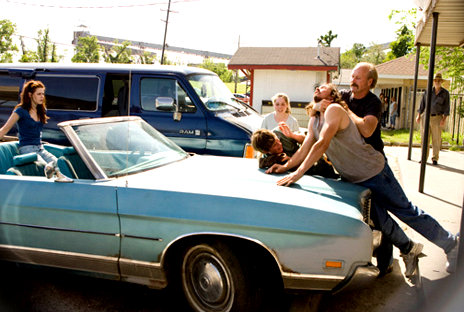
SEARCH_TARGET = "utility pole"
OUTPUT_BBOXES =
[234,35,240,93]
[160,0,171,65]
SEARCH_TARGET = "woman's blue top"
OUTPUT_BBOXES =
[14,107,43,146]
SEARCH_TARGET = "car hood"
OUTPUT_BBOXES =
[118,154,367,223]
[217,109,263,133]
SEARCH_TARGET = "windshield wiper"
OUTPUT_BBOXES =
[207,98,243,112]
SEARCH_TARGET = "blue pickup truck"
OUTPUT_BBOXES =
[0,63,262,157]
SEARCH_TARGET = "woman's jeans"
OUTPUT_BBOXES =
[357,163,455,254]
[19,144,58,170]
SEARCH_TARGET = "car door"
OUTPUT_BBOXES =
[0,177,121,277]
[131,75,207,154]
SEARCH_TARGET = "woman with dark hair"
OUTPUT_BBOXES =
[0,80,72,182]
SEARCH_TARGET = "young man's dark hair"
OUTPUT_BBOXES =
[251,129,276,154]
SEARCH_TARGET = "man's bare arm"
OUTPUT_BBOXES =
[346,108,378,138]
[0,112,19,140]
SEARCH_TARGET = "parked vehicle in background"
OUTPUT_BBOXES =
[233,92,250,104]
[0,63,262,158]
[0,116,378,312]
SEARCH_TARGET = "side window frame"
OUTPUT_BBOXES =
[35,74,101,112]
[140,77,196,113]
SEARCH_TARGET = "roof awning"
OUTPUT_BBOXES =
[414,0,464,47]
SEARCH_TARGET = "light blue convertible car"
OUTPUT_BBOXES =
[0,116,378,312]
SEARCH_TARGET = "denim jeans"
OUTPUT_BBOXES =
[19,144,58,169]
[358,163,455,254]
[390,113,397,127]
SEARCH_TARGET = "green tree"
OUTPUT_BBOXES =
[363,43,386,65]
[36,29,59,62]
[103,40,133,64]
[195,58,233,82]
[72,36,101,63]
[385,9,416,61]
[340,43,366,68]
[19,36,39,62]
[19,28,60,62]
[138,50,156,64]
[0,19,18,63]
[317,30,338,47]
[160,55,175,65]
[37,28,50,62]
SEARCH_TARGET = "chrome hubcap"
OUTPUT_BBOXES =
[185,250,233,311]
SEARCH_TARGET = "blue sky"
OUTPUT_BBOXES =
[1,0,418,58]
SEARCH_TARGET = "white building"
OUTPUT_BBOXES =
[228,47,340,127]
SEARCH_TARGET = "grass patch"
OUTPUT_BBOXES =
[225,82,247,94]
[449,145,464,151]
[381,129,461,147]
[381,129,421,145]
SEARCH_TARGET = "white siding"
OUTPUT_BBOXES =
[253,69,325,128]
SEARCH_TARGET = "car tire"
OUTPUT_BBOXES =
[180,242,258,312]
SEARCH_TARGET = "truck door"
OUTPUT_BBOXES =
[132,75,207,154]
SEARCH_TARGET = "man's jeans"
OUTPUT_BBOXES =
[358,163,455,254]
[19,144,57,168]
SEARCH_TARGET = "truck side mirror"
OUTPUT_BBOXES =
[155,97,182,121]
[156,96,175,110]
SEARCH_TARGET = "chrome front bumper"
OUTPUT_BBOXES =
[282,263,379,292]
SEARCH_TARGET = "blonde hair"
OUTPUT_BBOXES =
[271,93,291,114]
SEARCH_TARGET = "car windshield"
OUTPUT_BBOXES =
[188,74,246,112]
[72,119,188,178]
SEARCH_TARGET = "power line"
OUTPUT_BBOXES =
[12,34,75,48]
[4,0,197,9]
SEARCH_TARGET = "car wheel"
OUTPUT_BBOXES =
[181,242,257,312]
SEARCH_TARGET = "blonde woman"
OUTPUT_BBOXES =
[261,93,299,132]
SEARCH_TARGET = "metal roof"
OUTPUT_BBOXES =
[415,0,464,47]
[0,63,214,76]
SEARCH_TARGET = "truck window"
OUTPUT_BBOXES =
[0,75,21,108]
[102,75,130,117]
[140,78,196,113]
[36,75,99,111]
[188,74,245,113]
